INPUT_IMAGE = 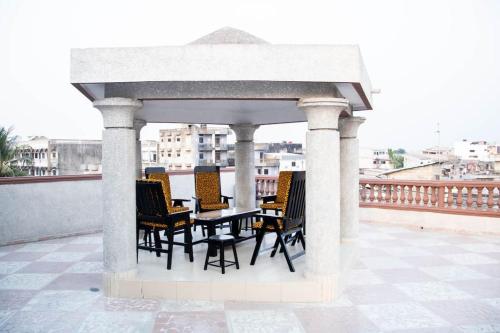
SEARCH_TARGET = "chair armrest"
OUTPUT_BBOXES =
[261,195,277,203]
[254,213,280,221]
[221,195,233,200]
[168,209,193,223]
[171,198,190,207]
[221,195,233,204]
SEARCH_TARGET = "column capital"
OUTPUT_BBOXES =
[339,116,365,139]
[93,98,143,129]
[297,98,349,130]
[230,124,259,142]
[133,119,147,140]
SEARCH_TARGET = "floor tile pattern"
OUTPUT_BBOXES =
[1,223,500,332]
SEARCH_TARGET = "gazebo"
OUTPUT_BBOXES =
[70,27,373,302]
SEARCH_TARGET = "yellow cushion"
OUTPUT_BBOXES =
[200,203,229,210]
[260,202,284,210]
[195,172,221,205]
[253,219,283,231]
[171,206,190,213]
[275,171,293,206]
[141,218,194,229]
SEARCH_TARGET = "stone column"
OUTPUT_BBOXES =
[229,124,259,209]
[339,117,365,241]
[134,119,147,178]
[298,98,349,299]
[93,97,143,296]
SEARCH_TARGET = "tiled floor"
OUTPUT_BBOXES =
[1,223,500,332]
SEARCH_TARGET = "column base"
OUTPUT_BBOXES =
[103,269,138,297]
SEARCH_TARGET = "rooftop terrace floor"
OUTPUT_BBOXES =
[1,222,500,332]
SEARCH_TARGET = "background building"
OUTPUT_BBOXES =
[141,140,160,170]
[16,136,101,176]
[158,124,230,170]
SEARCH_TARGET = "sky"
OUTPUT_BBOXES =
[0,0,499,151]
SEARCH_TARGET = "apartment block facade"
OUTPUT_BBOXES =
[158,124,230,170]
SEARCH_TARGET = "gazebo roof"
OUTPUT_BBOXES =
[71,27,373,125]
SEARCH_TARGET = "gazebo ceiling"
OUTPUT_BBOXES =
[71,27,373,125]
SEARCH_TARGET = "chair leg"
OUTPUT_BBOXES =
[166,230,174,270]
[185,225,194,262]
[136,226,140,263]
[220,244,225,274]
[231,241,239,269]
[299,231,306,250]
[153,229,162,257]
[270,237,280,258]
[204,246,210,270]
[277,234,295,272]
[250,227,266,265]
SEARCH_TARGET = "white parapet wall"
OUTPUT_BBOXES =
[360,207,500,235]
[0,176,103,246]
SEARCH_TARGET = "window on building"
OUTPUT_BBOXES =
[52,152,56,158]
[176,137,181,142]
[161,153,164,157]
[292,161,296,167]
[153,153,157,162]
[52,169,56,176]
[35,153,38,159]
[168,153,171,157]
[168,138,171,142]
[199,137,203,143]
[41,153,45,159]
[215,151,221,161]
[176,153,180,157]
[257,169,262,175]
[264,169,268,175]
[215,136,220,145]
[199,153,204,159]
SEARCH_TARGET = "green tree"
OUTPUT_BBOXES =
[0,126,29,177]
[388,148,405,169]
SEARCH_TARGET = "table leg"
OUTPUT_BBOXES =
[207,224,217,257]
[231,218,241,238]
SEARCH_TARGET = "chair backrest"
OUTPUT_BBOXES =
[145,167,166,178]
[194,166,222,204]
[148,173,174,214]
[275,171,293,203]
[282,171,306,230]
[136,180,168,223]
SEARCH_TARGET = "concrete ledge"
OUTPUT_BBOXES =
[361,207,500,235]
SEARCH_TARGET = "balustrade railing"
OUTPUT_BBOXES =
[359,179,500,217]
[255,176,279,198]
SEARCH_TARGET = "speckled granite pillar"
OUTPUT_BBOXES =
[298,98,349,300]
[133,119,147,179]
[93,97,142,296]
[230,124,259,209]
[339,117,365,241]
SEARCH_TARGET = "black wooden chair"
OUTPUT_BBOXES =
[136,179,194,270]
[250,171,306,272]
[193,166,233,235]
[145,167,166,178]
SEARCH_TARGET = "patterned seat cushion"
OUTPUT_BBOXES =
[260,202,283,210]
[200,202,229,210]
[141,218,194,229]
[195,171,227,210]
[259,171,293,211]
[253,219,283,231]
[171,206,190,213]
[149,173,188,214]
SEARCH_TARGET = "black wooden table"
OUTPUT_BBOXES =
[192,207,260,256]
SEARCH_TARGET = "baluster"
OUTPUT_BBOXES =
[415,185,422,205]
[392,184,399,204]
[377,185,383,202]
[360,184,367,202]
[385,184,391,203]
[437,185,445,208]
[423,186,429,206]
[486,187,494,209]
[477,186,484,209]
[431,186,438,207]
[369,185,375,202]
[456,186,463,208]
[447,186,454,207]
[407,185,414,206]
[400,185,407,204]
[466,186,473,208]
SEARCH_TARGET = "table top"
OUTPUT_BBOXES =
[193,207,260,221]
